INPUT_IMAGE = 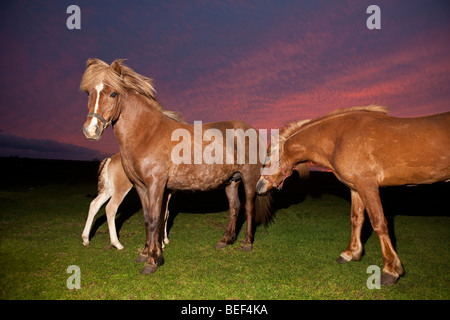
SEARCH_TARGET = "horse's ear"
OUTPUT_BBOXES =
[110,60,123,75]
[86,58,99,67]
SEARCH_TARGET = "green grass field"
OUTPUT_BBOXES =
[0,158,449,300]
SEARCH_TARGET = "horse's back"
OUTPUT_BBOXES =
[203,120,255,131]
[336,111,450,186]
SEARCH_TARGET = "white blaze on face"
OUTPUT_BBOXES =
[86,82,104,135]
[93,82,104,114]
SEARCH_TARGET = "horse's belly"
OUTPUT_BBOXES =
[380,164,450,186]
[167,177,227,191]
[166,164,235,191]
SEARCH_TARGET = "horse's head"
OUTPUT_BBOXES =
[82,82,121,141]
[81,59,123,141]
[256,134,287,194]
[256,132,309,194]
[256,164,291,194]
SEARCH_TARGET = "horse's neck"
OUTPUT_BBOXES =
[113,93,163,153]
[286,124,335,169]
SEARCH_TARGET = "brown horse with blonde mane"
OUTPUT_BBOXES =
[81,58,271,275]
[256,106,450,285]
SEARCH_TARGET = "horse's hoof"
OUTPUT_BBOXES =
[381,272,398,286]
[336,256,348,264]
[82,241,90,247]
[336,253,352,264]
[112,243,124,250]
[336,256,350,264]
[216,242,227,250]
[141,264,157,275]
[242,243,252,252]
[155,255,165,267]
[136,254,147,263]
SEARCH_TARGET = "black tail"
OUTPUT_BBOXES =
[254,192,274,226]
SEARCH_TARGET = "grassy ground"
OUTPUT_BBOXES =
[0,158,449,300]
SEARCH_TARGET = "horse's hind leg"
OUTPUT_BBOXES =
[82,192,111,246]
[216,180,241,249]
[337,190,365,263]
[162,193,172,248]
[357,184,404,286]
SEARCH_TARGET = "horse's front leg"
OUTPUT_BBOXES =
[134,184,154,263]
[82,192,111,247]
[337,189,365,263]
[105,185,132,250]
[140,183,167,275]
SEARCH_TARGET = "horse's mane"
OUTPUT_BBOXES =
[272,105,389,171]
[80,58,185,123]
[280,105,388,145]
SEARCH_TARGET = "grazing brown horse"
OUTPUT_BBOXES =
[81,58,271,274]
[81,153,171,250]
[256,106,450,285]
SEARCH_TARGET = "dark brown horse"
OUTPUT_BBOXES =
[81,58,271,274]
[256,106,450,285]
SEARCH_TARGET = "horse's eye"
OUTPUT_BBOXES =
[110,92,117,98]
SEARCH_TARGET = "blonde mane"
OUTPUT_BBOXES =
[280,105,388,145]
[80,58,185,123]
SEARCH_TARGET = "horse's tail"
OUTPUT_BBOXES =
[97,157,111,194]
[254,192,274,226]
[97,157,110,175]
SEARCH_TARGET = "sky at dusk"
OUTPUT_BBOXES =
[0,0,449,160]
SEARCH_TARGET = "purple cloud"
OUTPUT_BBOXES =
[0,133,108,161]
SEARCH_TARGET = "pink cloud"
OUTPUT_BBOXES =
[157,15,450,133]
[2,1,449,159]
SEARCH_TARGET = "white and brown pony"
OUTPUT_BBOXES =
[80,59,271,274]
[81,153,170,250]
[256,106,450,285]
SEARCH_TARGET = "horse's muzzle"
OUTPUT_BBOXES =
[256,177,270,195]
[83,123,102,141]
